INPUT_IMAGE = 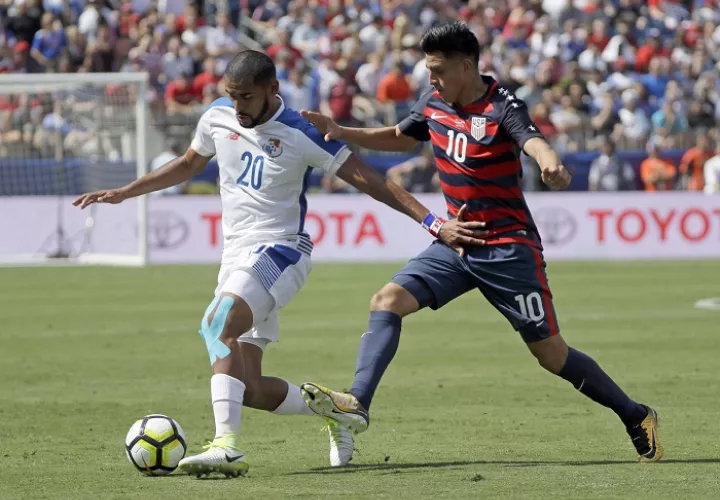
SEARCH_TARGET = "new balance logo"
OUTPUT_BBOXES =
[227,133,239,141]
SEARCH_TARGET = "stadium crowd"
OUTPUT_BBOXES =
[1,0,720,194]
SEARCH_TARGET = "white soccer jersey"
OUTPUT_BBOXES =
[190,96,351,261]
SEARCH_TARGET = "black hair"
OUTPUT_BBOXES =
[224,50,277,86]
[420,21,481,65]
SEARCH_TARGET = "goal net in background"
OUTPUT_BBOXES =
[0,73,149,266]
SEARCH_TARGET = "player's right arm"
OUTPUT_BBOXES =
[300,91,432,152]
[74,113,216,209]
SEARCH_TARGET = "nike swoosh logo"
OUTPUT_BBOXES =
[430,112,447,120]
[225,454,244,463]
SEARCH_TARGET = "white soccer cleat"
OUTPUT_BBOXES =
[324,418,354,467]
[178,436,249,478]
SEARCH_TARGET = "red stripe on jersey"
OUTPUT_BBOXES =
[464,141,516,159]
[429,128,450,151]
[434,157,516,181]
[464,102,495,115]
[486,235,542,249]
[530,247,560,335]
[435,157,519,180]
[447,204,529,223]
[439,181,522,200]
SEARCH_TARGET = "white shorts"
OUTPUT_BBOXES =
[215,238,312,349]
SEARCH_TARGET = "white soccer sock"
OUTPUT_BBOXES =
[211,374,246,443]
[273,381,316,417]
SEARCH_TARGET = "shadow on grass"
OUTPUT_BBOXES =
[287,458,720,475]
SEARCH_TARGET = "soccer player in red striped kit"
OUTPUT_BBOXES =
[300,22,661,463]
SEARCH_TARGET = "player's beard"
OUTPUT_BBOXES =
[238,96,270,129]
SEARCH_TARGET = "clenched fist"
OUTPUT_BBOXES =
[541,164,572,190]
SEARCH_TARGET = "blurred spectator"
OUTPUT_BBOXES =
[180,10,205,47]
[266,31,303,70]
[386,146,439,193]
[85,23,115,72]
[356,53,384,97]
[640,142,677,191]
[281,67,313,112]
[6,0,43,44]
[192,56,222,101]
[588,138,636,191]
[164,72,197,115]
[616,88,651,149]
[150,139,184,195]
[377,59,413,123]
[635,29,670,72]
[651,100,689,147]
[679,134,713,191]
[163,35,193,82]
[291,12,324,57]
[205,11,240,74]
[64,25,87,72]
[359,16,389,54]
[29,13,65,72]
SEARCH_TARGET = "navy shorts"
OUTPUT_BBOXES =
[392,238,560,343]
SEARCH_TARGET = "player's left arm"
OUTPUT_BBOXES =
[299,126,487,251]
[336,154,487,252]
[501,98,572,190]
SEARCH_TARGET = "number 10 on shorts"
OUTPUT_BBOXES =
[514,292,545,323]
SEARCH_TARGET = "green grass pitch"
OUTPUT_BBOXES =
[1,261,719,499]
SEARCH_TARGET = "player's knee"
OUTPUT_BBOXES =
[528,335,568,374]
[214,293,254,340]
[370,283,418,317]
[199,293,253,365]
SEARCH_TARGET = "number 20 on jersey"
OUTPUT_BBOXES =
[237,151,264,190]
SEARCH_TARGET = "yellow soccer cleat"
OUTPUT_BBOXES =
[301,383,370,434]
[626,406,663,463]
[178,435,249,478]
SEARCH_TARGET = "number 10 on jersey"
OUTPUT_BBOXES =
[445,130,467,162]
[238,151,264,190]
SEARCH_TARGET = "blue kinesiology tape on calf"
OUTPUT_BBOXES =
[199,295,235,364]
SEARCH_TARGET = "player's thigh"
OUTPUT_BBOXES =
[467,244,560,343]
[392,240,475,311]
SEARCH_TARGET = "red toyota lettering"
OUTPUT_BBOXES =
[304,213,325,245]
[616,209,646,243]
[201,212,222,247]
[649,209,676,241]
[589,209,613,242]
[328,212,353,245]
[354,213,385,245]
[680,208,710,242]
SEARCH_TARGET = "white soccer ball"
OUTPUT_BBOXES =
[125,414,187,476]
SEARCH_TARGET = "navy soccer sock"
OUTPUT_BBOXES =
[557,347,647,426]
[350,311,402,410]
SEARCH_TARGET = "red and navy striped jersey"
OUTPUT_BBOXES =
[398,75,546,248]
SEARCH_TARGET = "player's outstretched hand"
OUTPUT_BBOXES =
[541,164,572,190]
[438,205,488,257]
[72,188,128,209]
[300,110,343,142]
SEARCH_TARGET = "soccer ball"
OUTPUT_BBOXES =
[125,414,187,476]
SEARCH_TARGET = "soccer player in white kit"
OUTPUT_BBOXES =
[74,50,487,477]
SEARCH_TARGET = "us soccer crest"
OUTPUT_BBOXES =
[263,138,283,158]
[471,117,486,140]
